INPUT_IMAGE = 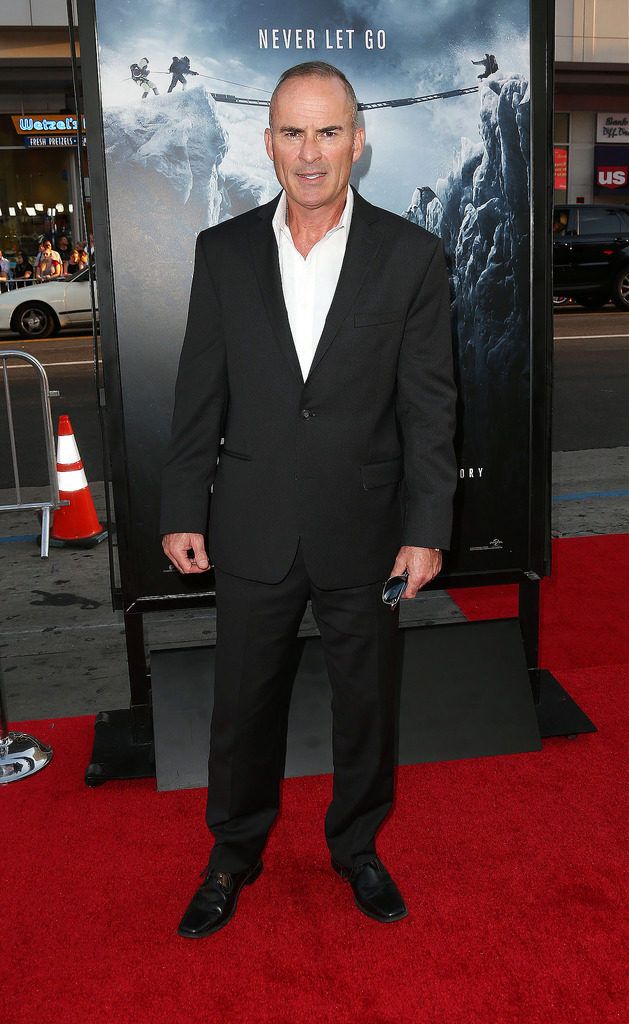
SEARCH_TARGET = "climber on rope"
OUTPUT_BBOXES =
[167,56,200,93]
[130,57,159,98]
[471,53,498,79]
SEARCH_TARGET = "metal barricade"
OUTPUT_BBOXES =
[0,350,64,558]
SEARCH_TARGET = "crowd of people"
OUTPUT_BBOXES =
[0,234,95,292]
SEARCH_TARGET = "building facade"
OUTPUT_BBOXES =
[1,0,628,261]
[0,0,84,259]
[555,0,629,205]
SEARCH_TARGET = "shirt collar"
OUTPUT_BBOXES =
[272,186,354,246]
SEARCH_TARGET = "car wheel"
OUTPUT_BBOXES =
[611,266,629,311]
[13,303,57,339]
[579,293,607,310]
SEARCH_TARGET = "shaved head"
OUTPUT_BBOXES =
[269,61,358,133]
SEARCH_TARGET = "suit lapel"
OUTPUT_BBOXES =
[248,195,304,384]
[307,191,384,380]
[247,189,385,385]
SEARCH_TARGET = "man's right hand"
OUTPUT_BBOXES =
[162,532,211,574]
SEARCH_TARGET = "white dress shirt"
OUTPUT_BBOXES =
[272,187,353,380]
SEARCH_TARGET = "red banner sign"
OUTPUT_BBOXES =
[554,146,568,190]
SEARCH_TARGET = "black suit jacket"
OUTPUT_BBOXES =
[160,188,457,588]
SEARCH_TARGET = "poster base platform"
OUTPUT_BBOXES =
[150,619,542,793]
[85,706,155,786]
[535,669,597,738]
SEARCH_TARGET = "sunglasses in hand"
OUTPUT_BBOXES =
[381,568,409,609]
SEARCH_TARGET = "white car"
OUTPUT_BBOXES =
[0,269,98,338]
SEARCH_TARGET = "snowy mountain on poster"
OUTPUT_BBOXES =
[103,87,275,297]
[405,72,530,373]
[405,71,531,545]
[104,88,226,226]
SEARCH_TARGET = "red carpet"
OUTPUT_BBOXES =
[448,533,629,670]
[3,536,628,1024]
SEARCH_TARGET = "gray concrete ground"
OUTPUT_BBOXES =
[552,447,629,537]
[1,445,626,721]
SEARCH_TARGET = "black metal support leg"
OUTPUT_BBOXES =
[518,575,542,703]
[518,577,596,738]
[84,612,155,786]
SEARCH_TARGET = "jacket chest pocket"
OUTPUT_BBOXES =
[354,310,406,329]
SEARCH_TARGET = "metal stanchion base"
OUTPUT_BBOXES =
[0,732,53,783]
[85,706,155,786]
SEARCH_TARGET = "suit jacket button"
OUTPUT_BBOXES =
[301,408,313,419]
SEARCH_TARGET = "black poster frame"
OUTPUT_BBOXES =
[76,0,597,790]
[76,0,553,615]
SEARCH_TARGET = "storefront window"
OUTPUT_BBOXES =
[0,114,83,263]
[554,112,570,145]
[0,149,74,256]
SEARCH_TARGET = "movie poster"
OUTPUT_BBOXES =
[87,0,531,602]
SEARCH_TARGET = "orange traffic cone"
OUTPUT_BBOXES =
[50,414,108,547]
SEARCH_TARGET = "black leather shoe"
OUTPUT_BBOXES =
[178,860,263,938]
[332,856,408,923]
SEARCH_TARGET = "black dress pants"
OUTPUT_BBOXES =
[206,542,400,873]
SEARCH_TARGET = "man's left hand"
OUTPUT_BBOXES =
[389,546,442,599]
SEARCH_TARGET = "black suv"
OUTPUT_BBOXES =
[553,204,629,310]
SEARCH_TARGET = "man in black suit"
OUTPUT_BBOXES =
[161,61,457,938]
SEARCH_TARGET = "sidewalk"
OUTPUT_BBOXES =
[1,447,627,721]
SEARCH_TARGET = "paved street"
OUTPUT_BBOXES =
[0,331,103,487]
[553,309,629,450]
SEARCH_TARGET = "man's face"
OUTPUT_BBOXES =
[264,75,364,214]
